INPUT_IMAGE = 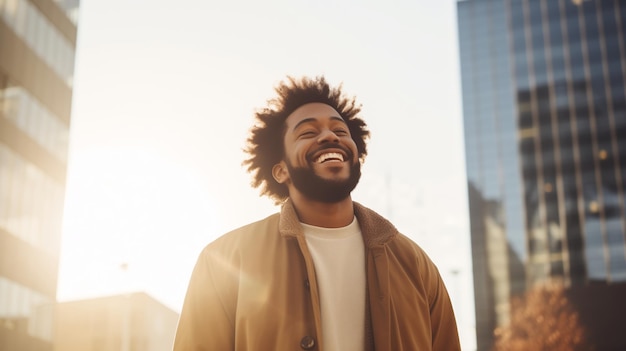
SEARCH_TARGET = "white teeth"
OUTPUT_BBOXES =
[316,152,344,163]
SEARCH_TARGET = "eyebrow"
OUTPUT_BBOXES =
[292,116,347,131]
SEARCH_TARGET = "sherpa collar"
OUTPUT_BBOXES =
[278,198,398,248]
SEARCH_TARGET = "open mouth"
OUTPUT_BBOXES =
[315,152,345,163]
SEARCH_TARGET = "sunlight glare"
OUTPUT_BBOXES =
[58,146,217,310]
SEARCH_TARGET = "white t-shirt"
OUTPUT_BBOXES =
[301,217,366,351]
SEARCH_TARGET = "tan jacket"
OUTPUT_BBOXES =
[174,200,460,351]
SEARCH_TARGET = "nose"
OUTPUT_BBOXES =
[317,129,340,144]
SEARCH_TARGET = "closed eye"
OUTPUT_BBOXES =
[298,130,317,138]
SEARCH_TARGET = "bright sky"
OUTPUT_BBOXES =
[58,0,475,348]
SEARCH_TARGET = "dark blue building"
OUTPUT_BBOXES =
[458,0,626,349]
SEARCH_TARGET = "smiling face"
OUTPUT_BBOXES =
[273,102,361,203]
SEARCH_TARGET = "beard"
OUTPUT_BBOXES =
[285,158,361,203]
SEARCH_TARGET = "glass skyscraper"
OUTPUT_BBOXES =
[0,0,79,349]
[458,0,626,349]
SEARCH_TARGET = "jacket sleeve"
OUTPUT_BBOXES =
[428,261,461,351]
[173,246,237,351]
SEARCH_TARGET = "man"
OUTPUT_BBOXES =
[174,76,460,351]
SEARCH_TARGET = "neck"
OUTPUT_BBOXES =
[290,194,354,228]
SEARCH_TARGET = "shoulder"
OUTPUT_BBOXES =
[386,233,445,295]
[353,203,431,260]
[386,233,433,266]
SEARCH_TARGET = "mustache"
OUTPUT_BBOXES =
[306,143,354,161]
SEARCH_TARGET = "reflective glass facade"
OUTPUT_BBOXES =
[0,0,78,349]
[458,0,626,349]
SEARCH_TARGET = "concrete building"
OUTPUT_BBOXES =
[0,0,79,350]
[457,0,626,349]
[55,292,179,351]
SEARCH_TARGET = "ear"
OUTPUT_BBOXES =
[272,161,289,184]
